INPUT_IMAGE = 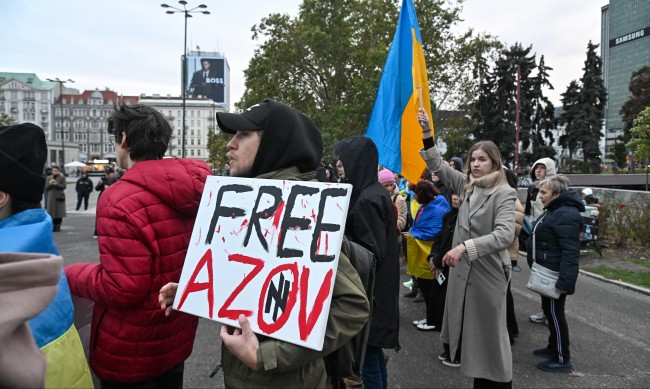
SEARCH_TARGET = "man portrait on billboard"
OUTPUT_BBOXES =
[189,58,224,103]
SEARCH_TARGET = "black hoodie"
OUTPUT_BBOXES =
[250,99,323,177]
[334,136,400,349]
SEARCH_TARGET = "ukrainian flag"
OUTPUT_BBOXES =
[365,0,432,185]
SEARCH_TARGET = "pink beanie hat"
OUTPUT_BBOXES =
[378,168,395,185]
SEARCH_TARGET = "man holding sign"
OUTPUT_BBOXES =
[159,99,369,387]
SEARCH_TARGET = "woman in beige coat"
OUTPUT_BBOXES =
[417,108,516,388]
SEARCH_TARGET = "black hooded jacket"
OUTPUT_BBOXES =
[334,136,399,349]
[250,99,323,177]
[526,189,585,294]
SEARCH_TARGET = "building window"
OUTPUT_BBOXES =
[191,149,195,156]
[197,149,201,156]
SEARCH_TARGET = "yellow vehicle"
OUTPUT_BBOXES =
[82,160,114,176]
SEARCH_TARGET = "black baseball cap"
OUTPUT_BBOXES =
[216,101,269,134]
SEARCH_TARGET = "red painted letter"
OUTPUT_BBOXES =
[298,267,333,341]
[177,249,215,318]
[217,254,264,320]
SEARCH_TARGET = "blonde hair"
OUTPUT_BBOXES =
[464,141,508,195]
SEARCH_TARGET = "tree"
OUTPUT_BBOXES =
[627,106,650,164]
[0,113,14,126]
[237,0,499,154]
[558,42,606,173]
[558,80,581,173]
[577,41,607,173]
[528,55,557,163]
[473,43,556,168]
[620,66,650,132]
[207,130,230,171]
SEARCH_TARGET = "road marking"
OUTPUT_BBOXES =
[512,287,650,353]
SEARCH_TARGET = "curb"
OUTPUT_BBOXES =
[579,269,650,297]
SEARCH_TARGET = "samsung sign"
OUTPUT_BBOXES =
[609,27,649,48]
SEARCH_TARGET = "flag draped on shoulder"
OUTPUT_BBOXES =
[365,0,432,185]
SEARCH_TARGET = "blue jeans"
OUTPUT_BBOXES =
[362,346,387,389]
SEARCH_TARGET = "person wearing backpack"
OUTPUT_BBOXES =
[335,136,400,389]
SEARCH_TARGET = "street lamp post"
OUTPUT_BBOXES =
[161,1,209,158]
[47,78,74,166]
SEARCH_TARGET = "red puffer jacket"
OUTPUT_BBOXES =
[65,158,211,382]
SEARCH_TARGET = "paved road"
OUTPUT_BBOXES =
[53,179,650,388]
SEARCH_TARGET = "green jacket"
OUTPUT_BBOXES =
[221,166,370,388]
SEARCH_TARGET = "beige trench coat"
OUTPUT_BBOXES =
[420,147,516,382]
[45,174,67,219]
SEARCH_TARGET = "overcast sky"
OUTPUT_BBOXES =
[1,0,603,110]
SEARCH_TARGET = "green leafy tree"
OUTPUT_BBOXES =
[238,0,499,151]
[620,66,650,132]
[627,106,650,164]
[0,113,14,126]
[207,130,230,172]
[609,142,627,170]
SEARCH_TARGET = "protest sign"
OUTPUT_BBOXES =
[174,176,352,351]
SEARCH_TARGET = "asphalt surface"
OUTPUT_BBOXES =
[53,177,650,388]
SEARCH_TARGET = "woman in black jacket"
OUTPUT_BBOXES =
[527,175,584,373]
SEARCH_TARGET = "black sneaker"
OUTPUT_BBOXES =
[403,289,418,298]
[533,347,553,358]
[537,359,572,373]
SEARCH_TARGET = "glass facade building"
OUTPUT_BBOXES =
[601,0,650,154]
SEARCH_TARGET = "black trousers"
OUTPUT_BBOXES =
[505,282,518,340]
[76,192,90,210]
[474,377,512,389]
[419,275,447,329]
[542,294,571,363]
[100,362,184,389]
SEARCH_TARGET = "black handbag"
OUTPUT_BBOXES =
[56,192,66,201]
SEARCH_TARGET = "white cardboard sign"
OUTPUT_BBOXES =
[174,176,352,351]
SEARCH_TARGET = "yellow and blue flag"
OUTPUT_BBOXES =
[365,0,432,184]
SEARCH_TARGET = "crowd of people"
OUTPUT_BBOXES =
[0,98,586,388]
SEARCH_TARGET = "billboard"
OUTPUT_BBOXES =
[186,56,225,104]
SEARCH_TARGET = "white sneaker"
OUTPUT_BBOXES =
[412,318,426,326]
[403,280,413,288]
[416,322,436,331]
[529,311,546,323]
